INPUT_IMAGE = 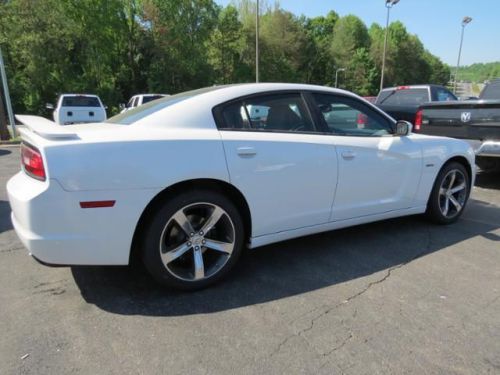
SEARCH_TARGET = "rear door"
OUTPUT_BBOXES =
[215,92,338,237]
[311,93,422,220]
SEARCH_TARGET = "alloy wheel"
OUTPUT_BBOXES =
[159,202,235,282]
[438,169,468,218]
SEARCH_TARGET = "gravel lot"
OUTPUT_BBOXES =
[0,145,499,375]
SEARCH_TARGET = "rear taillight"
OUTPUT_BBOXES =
[357,113,367,129]
[414,109,423,131]
[21,143,46,181]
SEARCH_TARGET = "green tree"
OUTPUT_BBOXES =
[207,5,247,84]
[303,11,338,85]
[144,0,218,92]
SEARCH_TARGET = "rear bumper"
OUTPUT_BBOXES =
[466,140,500,157]
[7,172,157,266]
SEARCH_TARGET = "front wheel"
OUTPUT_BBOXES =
[141,190,245,290]
[426,162,471,224]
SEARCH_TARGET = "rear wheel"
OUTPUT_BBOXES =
[426,162,470,224]
[141,190,244,290]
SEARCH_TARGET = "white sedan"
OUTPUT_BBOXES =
[7,83,475,290]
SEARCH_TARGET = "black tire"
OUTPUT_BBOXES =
[425,161,471,224]
[141,189,245,291]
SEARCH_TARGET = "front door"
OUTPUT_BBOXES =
[310,93,422,221]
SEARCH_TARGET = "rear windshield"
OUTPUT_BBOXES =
[107,86,227,125]
[61,96,101,107]
[376,88,429,106]
[142,95,165,104]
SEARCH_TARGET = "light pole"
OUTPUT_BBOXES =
[256,0,260,83]
[335,68,346,88]
[0,46,16,138]
[380,0,400,92]
[453,16,472,94]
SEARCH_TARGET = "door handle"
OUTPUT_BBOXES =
[237,147,257,157]
[341,150,356,160]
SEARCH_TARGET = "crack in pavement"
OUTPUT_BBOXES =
[0,246,24,254]
[270,226,434,359]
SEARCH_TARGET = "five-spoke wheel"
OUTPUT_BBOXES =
[437,169,468,219]
[160,203,235,282]
[141,190,244,290]
[426,162,470,224]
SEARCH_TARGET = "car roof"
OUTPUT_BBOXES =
[114,83,376,129]
[59,93,100,97]
[379,84,445,92]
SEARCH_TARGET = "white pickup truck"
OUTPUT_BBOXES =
[120,94,169,113]
[47,94,107,125]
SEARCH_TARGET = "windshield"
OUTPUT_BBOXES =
[62,96,101,107]
[142,95,165,104]
[377,88,428,106]
[107,86,228,125]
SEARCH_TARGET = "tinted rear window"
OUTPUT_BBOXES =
[62,96,101,107]
[377,88,429,106]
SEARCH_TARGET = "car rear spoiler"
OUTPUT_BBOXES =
[15,115,80,140]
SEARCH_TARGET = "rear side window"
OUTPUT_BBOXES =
[377,88,429,106]
[218,93,315,133]
[62,96,101,107]
[435,88,457,102]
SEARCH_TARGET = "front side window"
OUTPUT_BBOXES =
[218,93,315,133]
[313,93,393,137]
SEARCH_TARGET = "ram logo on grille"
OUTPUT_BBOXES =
[461,112,472,123]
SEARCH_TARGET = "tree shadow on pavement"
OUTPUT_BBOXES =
[71,198,500,317]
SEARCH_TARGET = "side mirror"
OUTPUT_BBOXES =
[395,120,412,136]
[118,103,126,110]
[46,103,54,110]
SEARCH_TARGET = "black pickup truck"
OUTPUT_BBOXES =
[415,79,500,171]
[375,84,457,123]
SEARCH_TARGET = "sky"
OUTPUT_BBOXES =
[215,0,500,66]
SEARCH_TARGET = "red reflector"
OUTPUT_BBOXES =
[21,143,46,181]
[80,200,116,209]
[414,109,423,131]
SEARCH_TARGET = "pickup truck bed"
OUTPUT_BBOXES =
[416,99,500,170]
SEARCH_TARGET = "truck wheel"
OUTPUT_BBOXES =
[141,190,245,290]
[426,162,471,224]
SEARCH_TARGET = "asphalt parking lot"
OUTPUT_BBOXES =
[0,145,499,375]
